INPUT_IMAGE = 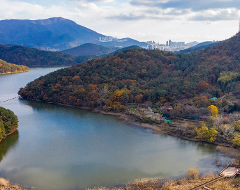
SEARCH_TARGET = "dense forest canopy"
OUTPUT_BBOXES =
[0,59,29,74]
[19,33,240,112]
[0,107,18,141]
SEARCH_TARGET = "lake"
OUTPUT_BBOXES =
[0,68,232,190]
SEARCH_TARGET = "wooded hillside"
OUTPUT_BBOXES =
[18,33,240,112]
[0,107,18,141]
[0,59,29,74]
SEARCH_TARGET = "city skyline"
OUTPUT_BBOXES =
[0,0,239,43]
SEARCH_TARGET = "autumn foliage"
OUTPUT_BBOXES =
[18,33,240,114]
[0,107,18,141]
[0,59,29,74]
[208,105,218,116]
[195,123,218,142]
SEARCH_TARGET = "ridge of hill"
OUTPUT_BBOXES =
[0,17,147,50]
[110,45,142,55]
[0,17,103,51]
[0,44,77,66]
[62,43,120,57]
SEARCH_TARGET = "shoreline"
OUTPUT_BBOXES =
[0,127,18,143]
[21,98,240,158]
[93,109,240,159]
[0,70,29,75]
[2,100,240,189]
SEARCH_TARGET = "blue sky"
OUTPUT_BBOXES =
[0,0,239,43]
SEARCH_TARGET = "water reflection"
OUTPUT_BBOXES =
[196,142,216,154]
[23,99,90,117]
[0,131,19,162]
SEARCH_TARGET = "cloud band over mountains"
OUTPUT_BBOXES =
[130,0,240,11]
[105,0,240,21]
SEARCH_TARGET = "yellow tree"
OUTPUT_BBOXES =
[233,120,240,131]
[208,105,218,116]
[195,123,218,142]
[232,134,240,147]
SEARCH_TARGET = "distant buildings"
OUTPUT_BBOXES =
[147,40,197,52]
[99,36,114,42]
[147,41,166,50]
[167,40,185,47]
[99,36,197,52]
[99,36,127,43]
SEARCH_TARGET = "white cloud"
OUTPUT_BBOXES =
[0,0,238,43]
[190,8,240,21]
[0,0,75,20]
[87,0,115,2]
[130,0,240,11]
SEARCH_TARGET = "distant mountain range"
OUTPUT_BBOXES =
[0,43,143,67]
[62,43,143,57]
[0,17,147,51]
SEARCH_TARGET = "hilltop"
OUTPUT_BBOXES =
[0,17,103,51]
[109,45,142,55]
[0,17,147,50]
[62,43,120,57]
[0,59,29,74]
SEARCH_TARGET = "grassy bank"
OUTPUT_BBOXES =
[2,174,240,190]
[88,175,240,190]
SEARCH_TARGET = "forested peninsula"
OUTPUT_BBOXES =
[0,107,18,142]
[18,33,240,150]
[0,59,29,74]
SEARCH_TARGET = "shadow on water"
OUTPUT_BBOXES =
[0,131,19,163]
[20,99,91,117]
[196,142,216,154]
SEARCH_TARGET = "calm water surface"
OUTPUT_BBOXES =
[0,68,233,190]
